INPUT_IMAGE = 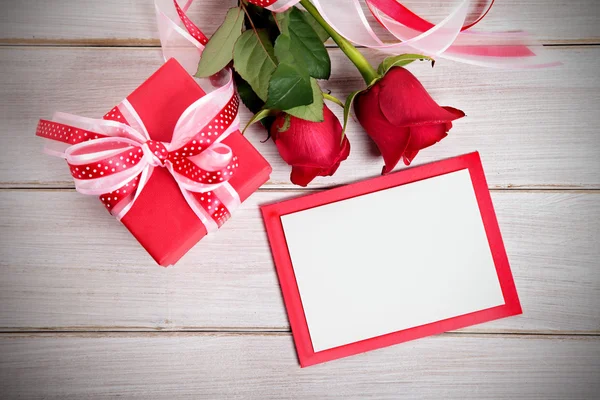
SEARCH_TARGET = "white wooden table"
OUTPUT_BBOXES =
[1,1,599,398]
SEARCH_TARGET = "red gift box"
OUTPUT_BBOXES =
[39,59,271,266]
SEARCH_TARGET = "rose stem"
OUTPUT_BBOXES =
[299,0,379,85]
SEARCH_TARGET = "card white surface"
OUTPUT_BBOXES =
[280,169,505,352]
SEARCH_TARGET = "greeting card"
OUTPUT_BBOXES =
[261,152,521,366]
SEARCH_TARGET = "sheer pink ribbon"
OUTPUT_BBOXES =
[249,0,559,69]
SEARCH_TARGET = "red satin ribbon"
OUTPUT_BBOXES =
[366,0,495,33]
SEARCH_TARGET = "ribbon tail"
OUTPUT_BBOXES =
[369,0,561,68]
[114,165,155,220]
[155,0,205,75]
[304,0,560,69]
[178,185,219,233]
[173,182,240,234]
[310,0,385,47]
[371,0,469,55]
[366,0,496,32]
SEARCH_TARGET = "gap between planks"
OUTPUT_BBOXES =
[2,42,599,49]
[0,40,345,49]
[0,331,598,339]
[1,187,599,192]
[1,40,600,47]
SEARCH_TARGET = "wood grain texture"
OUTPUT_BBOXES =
[0,0,598,45]
[0,0,237,45]
[1,46,599,189]
[1,190,598,333]
[0,1,598,397]
[0,333,598,399]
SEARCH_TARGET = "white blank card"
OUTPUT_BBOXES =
[280,169,506,352]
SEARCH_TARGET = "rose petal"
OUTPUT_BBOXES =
[272,105,350,186]
[289,135,351,186]
[442,106,466,119]
[290,166,322,187]
[273,106,345,169]
[326,135,351,175]
[403,123,449,165]
[378,67,464,128]
[355,89,410,174]
[356,67,465,172]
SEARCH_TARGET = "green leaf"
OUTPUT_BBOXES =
[265,62,313,111]
[234,71,275,131]
[242,108,273,134]
[233,29,278,101]
[284,78,324,122]
[273,34,294,64]
[243,4,280,42]
[274,8,331,79]
[234,70,264,114]
[196,7,244,78]
[300,10,329,42]
[342,90,362,142]
[377,53,435,76]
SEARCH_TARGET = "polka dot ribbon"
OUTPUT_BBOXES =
[36,87,242,231]
[247,0,300,12]
[172,0,208,46]
[248,0,278,7]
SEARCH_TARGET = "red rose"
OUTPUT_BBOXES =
[354,67,465,174]
[271,105,351,187]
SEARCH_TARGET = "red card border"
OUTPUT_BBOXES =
[261,152,522,367]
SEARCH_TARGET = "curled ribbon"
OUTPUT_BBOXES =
[155,0,209,75]
[37,0,245,234]
[249,0,560,69]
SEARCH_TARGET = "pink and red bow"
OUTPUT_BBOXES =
[37,0,247,233]
[36,77,242,232]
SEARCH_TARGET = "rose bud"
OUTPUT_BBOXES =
[354,67,465,174]
[271,105,351,187]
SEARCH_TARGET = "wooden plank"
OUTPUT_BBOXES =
[0,0,237,46]
[0,190,598,333]
[1,46,599,189]
[0,333,598,399]
[0,1,598,45]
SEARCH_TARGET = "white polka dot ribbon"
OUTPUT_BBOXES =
[36,70,242,233]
